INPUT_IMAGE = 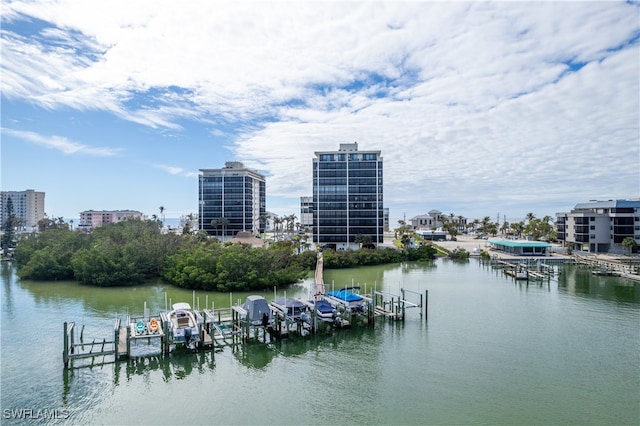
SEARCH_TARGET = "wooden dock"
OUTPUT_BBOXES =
[64,254,431,368]
[488,257,560,282]
[573,254,640,280]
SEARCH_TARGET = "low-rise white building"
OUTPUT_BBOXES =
[409,210,467,231]
[556,199,640,253]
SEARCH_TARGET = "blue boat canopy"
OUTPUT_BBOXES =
[327,289,363,302]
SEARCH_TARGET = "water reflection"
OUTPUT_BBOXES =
[231,326,379,370]
[4,260,639,425]
[123,351,216,383]
[400,260,437,273]
[15,275,310,318]
[1,262,15,317]
[558,265,639,303]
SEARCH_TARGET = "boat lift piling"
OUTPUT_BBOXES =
[64,266,431,368]
[371,288,426,321]
[63,320,120,368]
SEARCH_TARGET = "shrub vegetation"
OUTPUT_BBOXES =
[14,220,437,290]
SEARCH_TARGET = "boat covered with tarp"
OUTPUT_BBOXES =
[312,299,337,321]
[327,288,365,312]
[242,295,273,326]
[272,297,307,320]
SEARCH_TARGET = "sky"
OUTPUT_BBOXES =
[1,1,639,227]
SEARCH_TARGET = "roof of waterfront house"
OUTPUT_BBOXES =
[487,239,551,248]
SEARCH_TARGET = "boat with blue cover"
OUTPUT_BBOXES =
[326,287,365,312]
[312,299,337,321]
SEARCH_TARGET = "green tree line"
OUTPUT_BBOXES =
[13,219,437,290]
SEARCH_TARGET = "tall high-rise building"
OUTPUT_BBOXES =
[313,142,383,249]
[0,189,45,230]
[199,162,266,238]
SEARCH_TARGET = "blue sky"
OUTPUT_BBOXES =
[1,1,639,226]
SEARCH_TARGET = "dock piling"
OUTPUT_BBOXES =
[63,322,69,368]
[425,290,428,319]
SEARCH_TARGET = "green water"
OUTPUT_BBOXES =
[1,260,638,425]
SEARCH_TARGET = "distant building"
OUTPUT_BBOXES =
[410,210,467,231]
[0,189,45,231]
[410,210,446,229]
[383,207,390,232]
[300,196,313,231]
[199,161,266,238]
[313,142,383,250]
[77,210,145,232]
[487,239,551,256]
[416,228,447,241]
[556,199,640,253]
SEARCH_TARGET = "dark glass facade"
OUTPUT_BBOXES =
[199,163,266,237]
[312,143,383,247]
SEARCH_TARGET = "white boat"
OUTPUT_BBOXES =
[311,299,338,321]
[505,267,529,280]
[167,302,200,347]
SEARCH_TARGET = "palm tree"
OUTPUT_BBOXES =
[159,206,165,228]
[273,216,282,240]
[511,221,525,238]
[287,214,297,238]
[471,219,480,234]
[481,216,491,235]
[210,218,220,237]
[622,237,637,256]
[525,212,536,223]
[259,213,268,235]
[500,221,510,236]
[219,217,229,238]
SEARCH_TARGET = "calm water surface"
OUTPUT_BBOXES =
[1,259,638,425]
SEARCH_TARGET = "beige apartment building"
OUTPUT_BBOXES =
[77,210,145,232]
[0,189,45,230]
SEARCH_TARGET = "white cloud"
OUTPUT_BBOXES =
[2,128,122,156]
[1,1,638,220]
[153,164,198,178]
